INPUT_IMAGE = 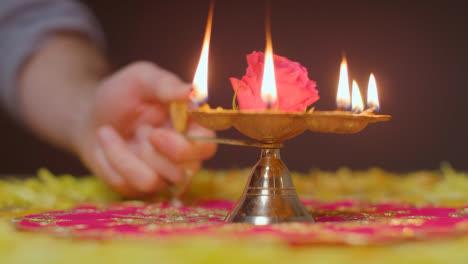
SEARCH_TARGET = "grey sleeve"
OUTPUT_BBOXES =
[0,0,105,119]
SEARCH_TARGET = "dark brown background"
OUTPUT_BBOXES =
[1,0,467,175]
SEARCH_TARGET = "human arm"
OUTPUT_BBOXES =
[20,33,216,197]
[1,1,217,197]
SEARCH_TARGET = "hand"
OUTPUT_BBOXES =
[74,61,217,197]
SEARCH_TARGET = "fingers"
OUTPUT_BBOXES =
[136,125,185,185]
[97,125,161,193]
[150,123,217,164]
[92,123,211,197]
[92,145,138,198]
[122,61,192,103]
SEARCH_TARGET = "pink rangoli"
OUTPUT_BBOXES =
[14,199,468,246]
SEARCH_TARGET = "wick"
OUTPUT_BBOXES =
[360,106,377,115]
[337,101,351,111]
[190,98,199,108]
[266,101,272,110]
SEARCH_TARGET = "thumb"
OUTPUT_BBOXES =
[124,61,192,102]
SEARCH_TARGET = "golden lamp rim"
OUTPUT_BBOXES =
[188,109,391,122]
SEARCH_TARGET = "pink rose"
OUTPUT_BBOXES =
[230,51,319,111]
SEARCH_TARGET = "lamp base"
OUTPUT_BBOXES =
[225,148,314,225]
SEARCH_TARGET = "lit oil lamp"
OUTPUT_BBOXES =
[171,3,391,225]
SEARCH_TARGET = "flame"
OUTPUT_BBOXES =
[260,2,277,106]
[367,73,380,111]
[260,44,277,105]
[351,80,364,113]
[336,57,351,109]
[192,1,214,104]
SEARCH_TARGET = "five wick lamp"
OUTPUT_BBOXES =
[169,3,391,225]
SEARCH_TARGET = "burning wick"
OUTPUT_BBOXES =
[361,74,380,115]
[336,57,351,110]
[190,89,208,108]
[265,100,277,110]
[191,0,214,107]
[260,0,278,110]
[360,106,377,115]
[351,80,364,113]
[367,73,380,113]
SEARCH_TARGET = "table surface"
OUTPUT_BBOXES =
[2,167,468,264]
